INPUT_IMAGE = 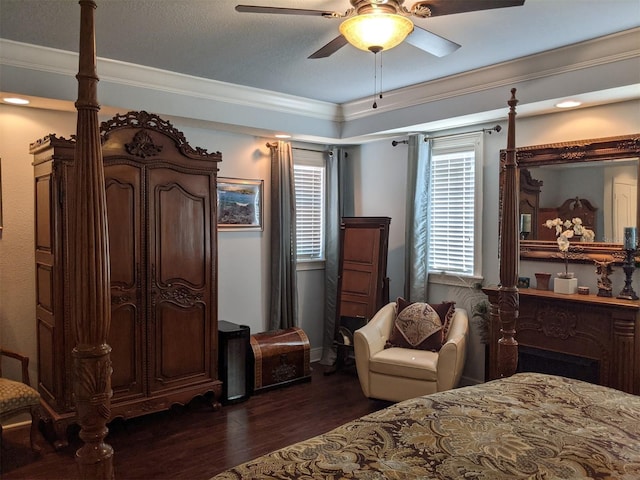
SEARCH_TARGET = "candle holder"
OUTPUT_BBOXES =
[617,248,638,300]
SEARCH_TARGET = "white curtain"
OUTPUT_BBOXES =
[268,141,298,330]
[320,148,354,366]
[404,135,432,302]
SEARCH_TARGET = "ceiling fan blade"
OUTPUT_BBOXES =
[235,5,338,17]
[405,26,461,57]
[414,0,525,17]
[308,35,349,59]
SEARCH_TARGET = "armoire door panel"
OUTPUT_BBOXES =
[147,167,214,394]
[106,173,139,289]
[149,168,211,289]
[35,175,52,252]
[104,163,145,400]
[151,302,208,390]
[156,185,206,287]
[36,264,54,313]
[109,303,144,398]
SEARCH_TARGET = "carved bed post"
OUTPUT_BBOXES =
[498,88,519,378]
[71,1,114,478]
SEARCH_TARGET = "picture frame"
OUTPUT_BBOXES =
[217,177,263,231]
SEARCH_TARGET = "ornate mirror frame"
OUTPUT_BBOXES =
[500,133,640,264]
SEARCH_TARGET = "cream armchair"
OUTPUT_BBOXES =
[354,302,468,402]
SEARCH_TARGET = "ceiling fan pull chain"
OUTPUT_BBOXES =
[379,51,384,101]
[372,51,378,109]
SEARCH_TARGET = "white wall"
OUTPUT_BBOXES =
[355,141,408,302]
[0,106,76,381]
[351,99,640,385]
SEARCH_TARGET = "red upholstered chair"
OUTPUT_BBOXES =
[0,347,41,452]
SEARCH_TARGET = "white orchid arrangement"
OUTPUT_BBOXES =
[543,217,595,277]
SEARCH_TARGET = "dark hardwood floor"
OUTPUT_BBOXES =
[1,363,391,479]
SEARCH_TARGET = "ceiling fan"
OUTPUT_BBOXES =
[236,0,525,59]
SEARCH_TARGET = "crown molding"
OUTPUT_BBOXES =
[0,39,340,122]
[2,27,638,142]
[341,28,640,121]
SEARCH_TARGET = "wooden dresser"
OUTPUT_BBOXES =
[31,111,222,447]
[483,286,640,395]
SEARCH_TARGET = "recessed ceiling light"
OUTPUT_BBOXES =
[555,100,582,109]
[275,134,291,139]
[3,97,30,105]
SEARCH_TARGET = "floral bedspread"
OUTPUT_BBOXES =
[212,373,640,479]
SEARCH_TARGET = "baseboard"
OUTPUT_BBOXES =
[310,347,322,363]
[459,375,484,387]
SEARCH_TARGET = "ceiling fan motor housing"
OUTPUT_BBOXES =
[349,0,405,16]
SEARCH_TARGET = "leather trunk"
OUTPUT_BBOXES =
[250,327,311,392]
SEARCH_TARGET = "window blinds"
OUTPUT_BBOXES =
[294,158,325,261]
[428,150,476,276]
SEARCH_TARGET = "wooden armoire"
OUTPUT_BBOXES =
[31,111,222,448]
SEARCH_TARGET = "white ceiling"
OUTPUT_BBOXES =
[1,0,639,105]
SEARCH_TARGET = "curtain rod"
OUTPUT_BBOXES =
[292,146,332,155]
[391,125,502,146]
[267,143,333,156]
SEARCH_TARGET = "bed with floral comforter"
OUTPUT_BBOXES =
[212,373,640,479]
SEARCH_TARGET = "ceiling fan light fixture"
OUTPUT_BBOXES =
[339,13,413,53]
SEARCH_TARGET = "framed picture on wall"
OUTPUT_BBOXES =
[217,177,263,231]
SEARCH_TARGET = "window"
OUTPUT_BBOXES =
[427,133,483,278]
[293,149,326,263]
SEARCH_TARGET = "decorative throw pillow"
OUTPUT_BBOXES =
[386,302,443,351]
[434,301,456,340]
[388,297,456,351]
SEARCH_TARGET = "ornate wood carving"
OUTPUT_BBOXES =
[101,111,221,160]
[497,88,520,378]
[535,306,577,339]
[484,286,639,395]
[71,1,114,477]
[125,130,163,158]
[157,287,204,307]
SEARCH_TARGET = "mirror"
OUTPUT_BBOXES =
[500,133,640,263]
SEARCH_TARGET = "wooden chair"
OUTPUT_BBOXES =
[0,347,41,452]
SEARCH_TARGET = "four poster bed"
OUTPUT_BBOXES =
[67,2,639,479]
